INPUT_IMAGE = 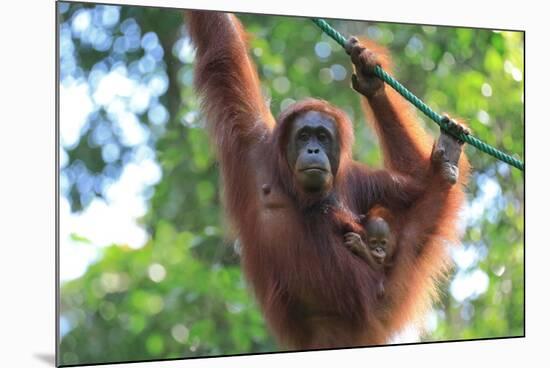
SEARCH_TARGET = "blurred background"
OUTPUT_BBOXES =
[58,2,524,366]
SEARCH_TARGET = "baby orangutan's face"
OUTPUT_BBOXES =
[365,217,393,264]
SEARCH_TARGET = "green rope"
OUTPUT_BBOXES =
[311,18,524,171]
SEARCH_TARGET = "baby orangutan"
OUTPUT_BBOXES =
[344,207,395,297]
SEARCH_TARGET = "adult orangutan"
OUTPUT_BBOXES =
[187,11,469,349]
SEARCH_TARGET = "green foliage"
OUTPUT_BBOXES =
[58,2,524,365]
[61,221,274,365]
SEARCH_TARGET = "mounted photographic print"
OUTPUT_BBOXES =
[57,1,525,366]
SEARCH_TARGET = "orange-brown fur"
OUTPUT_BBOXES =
[187,11,469,349]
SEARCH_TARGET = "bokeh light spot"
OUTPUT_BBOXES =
[148,263,167,283]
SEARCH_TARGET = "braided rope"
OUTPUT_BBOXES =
[311,18,524,171]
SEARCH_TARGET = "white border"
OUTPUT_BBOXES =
[2,0,546,367]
